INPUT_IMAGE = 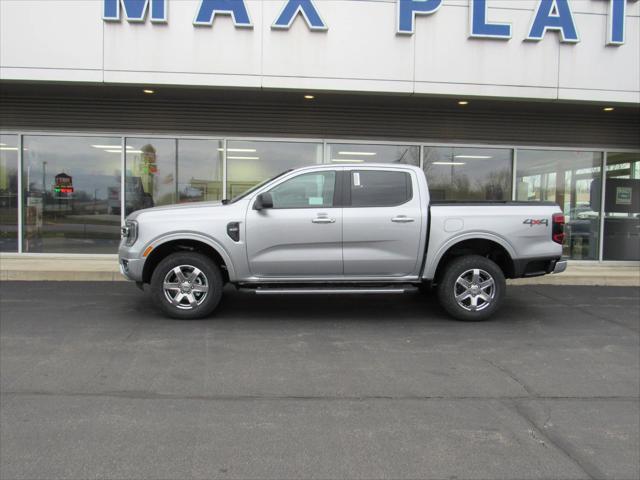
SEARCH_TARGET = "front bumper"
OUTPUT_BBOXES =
[118,243,145,282]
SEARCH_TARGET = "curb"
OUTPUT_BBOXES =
[1,272,638,286]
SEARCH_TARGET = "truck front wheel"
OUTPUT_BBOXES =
[150,252,223,320]
[436,255,506,321]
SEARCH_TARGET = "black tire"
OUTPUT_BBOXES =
[436,255,506,322]
[150,252,223,320]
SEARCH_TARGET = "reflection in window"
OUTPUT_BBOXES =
[226,140,322,198]
[603,152,640,260]
[125,138,176,214]
[327,144,419,166]
[22,136,122,253]
[269,171,336,209]
[516,150,602,260]
[0,135,19,251]
[423,147,512,201]
[178,139,223,203]
[350,170,412,207]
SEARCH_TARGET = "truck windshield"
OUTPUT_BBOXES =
[226,170,293,204]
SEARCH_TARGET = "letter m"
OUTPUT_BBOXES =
[103,0,167,23]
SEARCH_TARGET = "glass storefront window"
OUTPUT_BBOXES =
[22,136,122,253]
[178,139,223,203]
[226,140,322,198]
[423,147,512,201]
[603,152,640,260]
[0,134,19,252]
[125,138,176,214]
[516,149,602,260]
[326,143,419,166]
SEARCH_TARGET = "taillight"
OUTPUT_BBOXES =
[552,213,565,244]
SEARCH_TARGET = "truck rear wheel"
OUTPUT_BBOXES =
[436,255,505,321]
[150,252,223,320]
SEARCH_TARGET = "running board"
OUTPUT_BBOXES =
[242,286,418,295]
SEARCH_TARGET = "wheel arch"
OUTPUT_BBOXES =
[426,233,516,284]
[142,234,235,284]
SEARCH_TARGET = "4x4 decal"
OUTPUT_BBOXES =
[523,218,549,227]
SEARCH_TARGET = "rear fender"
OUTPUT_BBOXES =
[422,232,516,280]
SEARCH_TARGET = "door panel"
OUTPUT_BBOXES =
[245,170,343,277]
[343,170,423,276]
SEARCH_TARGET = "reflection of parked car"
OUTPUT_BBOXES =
[569,203,598,220]
[107,177,153,215]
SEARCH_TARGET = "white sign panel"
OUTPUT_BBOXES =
[0,0,638,103]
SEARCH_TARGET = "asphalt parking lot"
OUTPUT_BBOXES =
[1,282,639,480]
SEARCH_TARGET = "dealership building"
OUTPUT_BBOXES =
[0,0,639,262]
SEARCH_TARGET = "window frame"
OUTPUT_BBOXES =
[265,170,340,210]
[343,169,414,208]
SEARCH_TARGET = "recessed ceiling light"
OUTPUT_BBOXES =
[603,107,614,112]
[458,101,469,106]
[143,89,155,94]
[432,161,466,166]
[227,156,260,160]
[304,95,315,100]
[337,151,376,156]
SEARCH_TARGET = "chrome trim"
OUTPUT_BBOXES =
[553,260,568,274]
[251,287,415,295]
[240,275,420,283]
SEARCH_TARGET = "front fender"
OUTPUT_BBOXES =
[144,231,237,281]
[423,231,517,280]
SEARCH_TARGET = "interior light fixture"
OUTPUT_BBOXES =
[227,156,260,160]
[454,155,492,159]
[0,146,18,151]
[603,107,615,112]
[458,100,469,105]
[304,95,315,100]
[143,89,155,94]
[92,145,133,149]
[432,161,466,166]
[0,143,6,146]
[331,159,365,163]
[228,148,257,152]
[337,151,376,156]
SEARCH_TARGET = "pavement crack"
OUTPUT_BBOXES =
[1,390,638,402]
[513,401,607,480]
[485,358,536,397]
[530,287,639,335]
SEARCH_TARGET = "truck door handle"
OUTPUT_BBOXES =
[391,216,414,223]
[312,217,336,224]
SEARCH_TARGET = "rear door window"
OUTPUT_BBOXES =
[349,170,412,207]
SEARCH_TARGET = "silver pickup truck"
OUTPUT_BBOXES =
[119,164,566,321]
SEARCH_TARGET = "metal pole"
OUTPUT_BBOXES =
[17,134,23,253]
[599,152,607,262]
[222,139,227,200]
[120,137,126,224]
[512,149,517,201]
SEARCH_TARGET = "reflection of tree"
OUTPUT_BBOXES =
[425,165,511,201]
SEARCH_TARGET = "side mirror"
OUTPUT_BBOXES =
[253,192,274,210]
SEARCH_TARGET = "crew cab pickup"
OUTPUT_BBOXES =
[119,164,566,321]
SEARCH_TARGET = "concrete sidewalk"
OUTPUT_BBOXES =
[1,254,638,285]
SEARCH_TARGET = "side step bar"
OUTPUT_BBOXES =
[242,286,419,295]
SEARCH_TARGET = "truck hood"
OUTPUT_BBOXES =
[127,201,223,221]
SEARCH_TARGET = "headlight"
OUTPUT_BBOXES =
[121,220,138,246]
